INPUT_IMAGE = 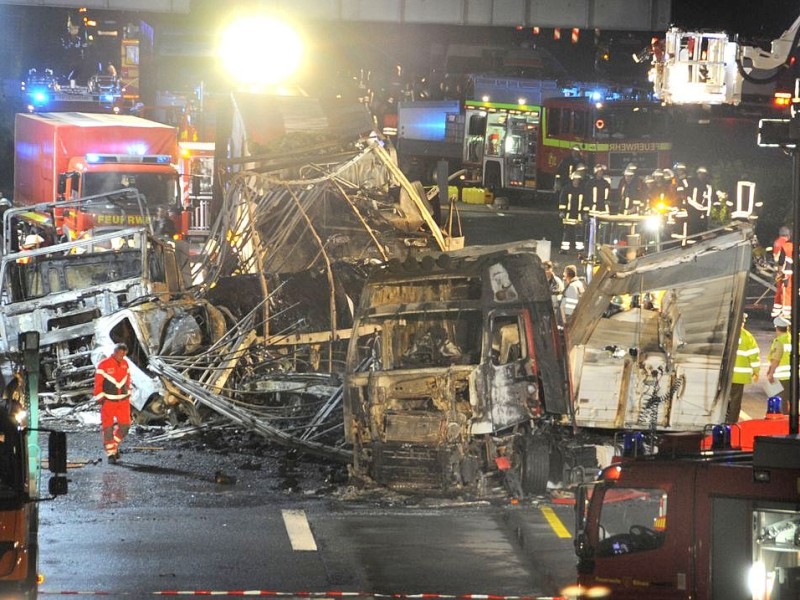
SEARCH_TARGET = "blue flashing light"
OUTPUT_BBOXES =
[31,90,48,105]
[102,94,114,103]
[622,431,645,457]
[590,90,602,102]
[86,153,100,163]
[155,155,171,164]
[711,424,731,450]
[767,396,782,415]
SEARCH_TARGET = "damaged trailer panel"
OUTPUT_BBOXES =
[344,224,754,495]
[567,223,753,431]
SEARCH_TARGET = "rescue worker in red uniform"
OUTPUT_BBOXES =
[771,226,792,318]
[94,343,132,464]
[775,234,794,321]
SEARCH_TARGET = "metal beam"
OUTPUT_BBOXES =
[259,0,671,31]
[0,0,190,12]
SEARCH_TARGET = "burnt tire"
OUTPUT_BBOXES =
[521,436,550,495]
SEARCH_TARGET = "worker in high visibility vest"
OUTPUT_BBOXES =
[766,316,791,415]
[727,313,760,423]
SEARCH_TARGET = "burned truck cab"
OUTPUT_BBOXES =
[344,242,569,491]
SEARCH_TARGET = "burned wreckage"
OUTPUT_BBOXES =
[0,94,456,459]
[344,224,753,494]
[1,91,754,494]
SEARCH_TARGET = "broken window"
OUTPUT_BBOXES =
[490,314,525,366]
[361,311,481,370]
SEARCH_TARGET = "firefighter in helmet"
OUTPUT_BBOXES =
[558,171,587,254]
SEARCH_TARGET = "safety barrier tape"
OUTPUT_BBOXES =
[41,591,564,599]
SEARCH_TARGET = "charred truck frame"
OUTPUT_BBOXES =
[345,224,754,494]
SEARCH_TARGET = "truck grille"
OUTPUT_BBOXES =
[371,442,449,487]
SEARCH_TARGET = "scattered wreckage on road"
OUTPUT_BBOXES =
[2,95,455,461]
[2,91,755,497]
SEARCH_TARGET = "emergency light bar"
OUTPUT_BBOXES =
[85,154,173,164]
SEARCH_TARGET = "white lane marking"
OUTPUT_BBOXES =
[282,509,318,551]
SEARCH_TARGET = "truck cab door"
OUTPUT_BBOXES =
[475,311,535,433]
[57,172,80,200]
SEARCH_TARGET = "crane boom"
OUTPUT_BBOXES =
[651,14,800,106]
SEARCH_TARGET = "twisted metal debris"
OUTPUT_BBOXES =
[144,124,450,459]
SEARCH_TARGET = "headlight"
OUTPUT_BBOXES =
[644,216,661,231]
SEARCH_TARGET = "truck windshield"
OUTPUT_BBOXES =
[360,310,482,370]
[595,486,667,556]
[83,172,178,209]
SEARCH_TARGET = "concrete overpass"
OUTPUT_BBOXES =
[0,0,671,31]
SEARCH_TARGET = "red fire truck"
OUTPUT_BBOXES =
[536,96,673,190]
[395,81,671,194]
[13,112,187,242]
[574,433,800,599]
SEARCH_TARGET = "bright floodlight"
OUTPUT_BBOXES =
[219,16,303,87]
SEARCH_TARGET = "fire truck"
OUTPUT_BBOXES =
[394,76,670,194]
[574,434,800,599]
[648,12,800,109]
[13,112,187,244]
[535,95,672,189]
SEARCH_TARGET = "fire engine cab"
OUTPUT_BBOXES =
[574,433,800,599]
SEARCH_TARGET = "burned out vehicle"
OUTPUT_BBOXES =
[93,298,228,423]
[344,224,754,495]
[0,225,219,406]
[344,241,568,492]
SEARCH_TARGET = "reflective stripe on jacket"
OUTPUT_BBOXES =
[732,327,760,384]
[94,355,131,400]
[561,279,586,318]
[770,332,792,381]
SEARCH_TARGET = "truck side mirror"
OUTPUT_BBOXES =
[48,430,67,474]
[48,475,68,496]
[57,173,68,195]
[47,431,68,497]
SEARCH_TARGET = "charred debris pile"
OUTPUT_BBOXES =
[24,94,454,466]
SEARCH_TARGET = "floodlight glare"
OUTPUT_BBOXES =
[219,16,303,87]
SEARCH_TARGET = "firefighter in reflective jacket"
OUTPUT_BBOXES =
[558,171,588,253]
[727,314,760,423]
[94,343,132,463]
[586,164,611,213]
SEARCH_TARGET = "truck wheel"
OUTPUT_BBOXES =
[521,436,550,495]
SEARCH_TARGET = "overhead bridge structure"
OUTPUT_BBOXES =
[0,0,670,31]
